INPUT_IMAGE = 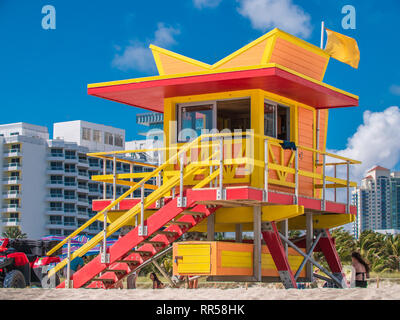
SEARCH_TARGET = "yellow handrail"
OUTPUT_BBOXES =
[47,149,219,278]
[46,134,208,256]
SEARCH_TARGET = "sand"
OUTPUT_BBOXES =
[0,282,399,300]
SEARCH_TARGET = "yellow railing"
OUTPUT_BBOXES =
[46,135,229,278]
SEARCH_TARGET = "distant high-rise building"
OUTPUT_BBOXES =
[352,166,400,238]
[126,113,164,164]
[0,121,150,239]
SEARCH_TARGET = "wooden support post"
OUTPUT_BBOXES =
[207,213,215,241]
[306,213,313,281]
[152,260,176,288]
[235,224,243,243]
[253,206,262,282]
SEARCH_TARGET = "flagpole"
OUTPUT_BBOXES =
[320,21,325,49]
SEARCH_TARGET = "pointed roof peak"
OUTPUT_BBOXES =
[367,165,390,173]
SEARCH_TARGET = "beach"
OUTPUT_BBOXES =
[0,282,399,300]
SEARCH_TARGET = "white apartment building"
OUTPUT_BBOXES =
[53,120,125,152]
[0,121,137,239]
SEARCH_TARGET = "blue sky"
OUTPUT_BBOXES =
[1,0,399,175]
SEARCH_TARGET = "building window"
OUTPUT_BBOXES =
[104,132,113,145]
[82,128,91,141]
[10,132,19,136]
[264,101,291,141]
[114,134,123,147]
[64,203,75,213]
[177,103,215,143]
[65,150,76,159]
[93,130,101,142]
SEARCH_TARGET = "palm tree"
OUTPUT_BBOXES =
[2,227,27,239]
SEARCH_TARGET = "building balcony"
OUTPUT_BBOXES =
[77,173,89,181]
[77,199,88,207]
[64,196,76,202]
[2,204,20,213]
[2,191,20,199]
[3,177,21,185]
[64,222,78,229]
[4,150,22,158]
[64,169,78,176]
[88,189,100,196]
[3,163,21,171]
[46,180,64,188]
[64,182,77,189]
[46,207,64,215]
[77,211,88,219]
[77,185,89,194]
[47,154,65,161]
[77,160,89,168]
[46,221,63,229]
[46,195,64,202]
[2,218,20,227]
[88,163,101,170]
[46,168,64,175]
[64,156,78,164]
[64,209,77,215]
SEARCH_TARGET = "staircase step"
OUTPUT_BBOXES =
[127,250,152,256]
[91,278,115,283]
[142,240,166,247]
[168,221,192,227]
[181,210,205,217]
[115,260,140,265]
[105,269,127,275]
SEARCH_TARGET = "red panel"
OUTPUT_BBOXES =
[267,192,294,205]
[88,67,358,113]
[318,229,344,275]
[298,197,321,211]
[261,222,297,288]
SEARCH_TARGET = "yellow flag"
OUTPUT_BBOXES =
[324,28,360,69]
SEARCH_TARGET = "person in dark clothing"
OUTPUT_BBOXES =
[351,252,370,288]
[150,272,165,289]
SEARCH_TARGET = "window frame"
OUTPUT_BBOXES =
[82,128,91,141]
[177,100,217,143]
[264,99,291,141]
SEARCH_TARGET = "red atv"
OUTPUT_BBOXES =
[0,238,62,288]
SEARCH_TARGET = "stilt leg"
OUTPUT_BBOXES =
[253,207,262,282]
[318,229,348,288]
[261,221,297,289]
[207,213,215,241]
[235,224,243,243]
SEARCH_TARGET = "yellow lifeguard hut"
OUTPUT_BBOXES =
[47,28,360,289]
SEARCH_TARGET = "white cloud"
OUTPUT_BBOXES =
[390,85,400,96]
[237,0,312,38]
[328,106,400,183]
[153,23,181,47]
[193,0,222,9]
[112,23,180,73]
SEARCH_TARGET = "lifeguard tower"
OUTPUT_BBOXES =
[47,28,360,289]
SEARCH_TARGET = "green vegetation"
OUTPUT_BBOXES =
[2,227,27,239]
[315,228,400,274]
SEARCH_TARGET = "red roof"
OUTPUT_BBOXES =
[367,165,390,173]
[88,67,358,113]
